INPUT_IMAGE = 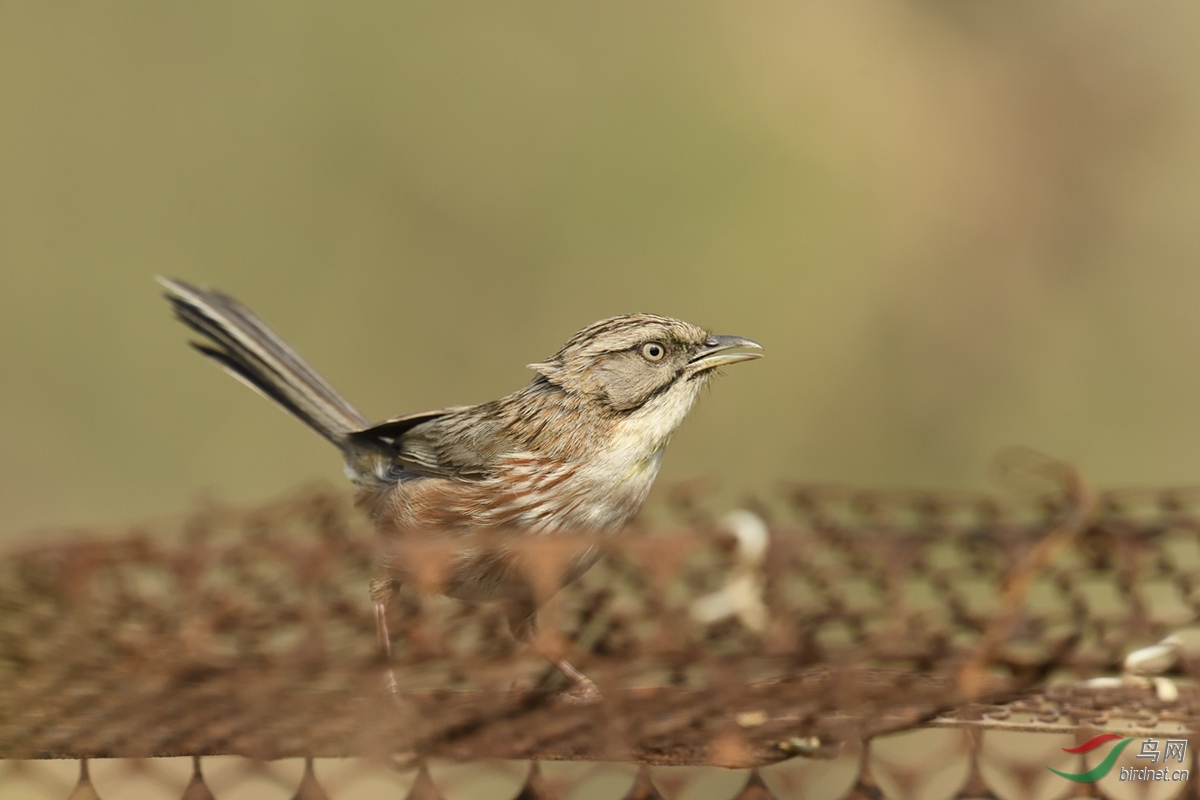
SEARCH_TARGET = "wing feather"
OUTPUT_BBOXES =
[352,407,514,481]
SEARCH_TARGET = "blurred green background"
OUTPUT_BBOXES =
[3,1,1200,540]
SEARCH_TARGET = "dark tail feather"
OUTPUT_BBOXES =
[158,277,370,446]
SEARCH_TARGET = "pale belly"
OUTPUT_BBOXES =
[366,444,667,605]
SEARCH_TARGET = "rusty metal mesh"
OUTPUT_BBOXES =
[5,455,1200,797]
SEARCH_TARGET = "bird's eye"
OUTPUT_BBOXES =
[641,342,665,361]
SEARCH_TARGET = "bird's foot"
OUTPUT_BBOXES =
[382,668,417,711]
[551,657,602,704]
[558,676,603,705]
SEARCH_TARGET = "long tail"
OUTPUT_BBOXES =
[159,277,370,446]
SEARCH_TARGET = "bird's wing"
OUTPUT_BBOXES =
[350,406,511,481]
[350,409,460,444]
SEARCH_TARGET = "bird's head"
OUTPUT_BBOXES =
[528,314,763,413]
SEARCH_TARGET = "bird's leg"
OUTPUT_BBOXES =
[547,654,601,705]
[505,598,602,704]
[370,576,400,696]
[374,600,399,695]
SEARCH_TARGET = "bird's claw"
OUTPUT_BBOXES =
[558,677,603,705]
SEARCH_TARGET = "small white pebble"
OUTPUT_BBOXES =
[720,510,770,565]
[1154,676,1180,703]
[1124,638,1180,676]
[735,710,768,728]
[690,510,770,632]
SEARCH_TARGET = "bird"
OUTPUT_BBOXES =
[158,277,763,701]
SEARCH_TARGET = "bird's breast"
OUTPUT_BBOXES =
[359,384,698,536]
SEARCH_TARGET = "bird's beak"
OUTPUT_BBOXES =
[687,335,764,373]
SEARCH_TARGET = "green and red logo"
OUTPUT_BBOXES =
[1047,734,1134,783]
